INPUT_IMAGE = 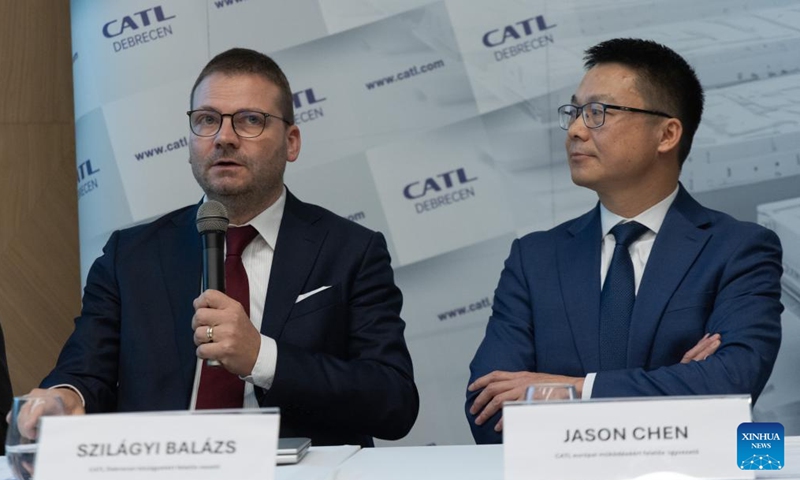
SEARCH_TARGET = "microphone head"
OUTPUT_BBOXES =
[196,200,229,234]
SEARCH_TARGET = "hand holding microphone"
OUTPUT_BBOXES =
[193,201,261,375]
[196,201,228,367]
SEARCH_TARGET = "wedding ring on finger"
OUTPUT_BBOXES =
[206,325,214,343]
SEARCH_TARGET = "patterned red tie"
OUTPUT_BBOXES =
[195,225,259,409]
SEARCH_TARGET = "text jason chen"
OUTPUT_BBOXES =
[564,426,689,443]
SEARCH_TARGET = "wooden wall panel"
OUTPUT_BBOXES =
[0,0,73,123]
[0,0,80,395]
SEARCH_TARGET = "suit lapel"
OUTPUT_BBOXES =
[558,206,603,373]
[159,206,202,391]
[261,191,326,339]
[627,186,711,367]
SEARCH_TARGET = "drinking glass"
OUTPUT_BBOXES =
[5,394,65,480]
[524,383,577,402]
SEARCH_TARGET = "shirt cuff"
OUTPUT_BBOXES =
[582,373,596,399]
[242,335,277,390]
[48,384,86,407]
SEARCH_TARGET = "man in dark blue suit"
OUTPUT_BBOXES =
[466,38,783,444]
[27,48,418,447]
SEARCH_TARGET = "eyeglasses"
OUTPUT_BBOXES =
[187,110,291,138]
[557,102,672,130]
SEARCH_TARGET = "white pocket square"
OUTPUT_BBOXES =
[295,285,332,303]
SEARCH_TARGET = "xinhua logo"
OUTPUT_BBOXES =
[738,422,784,470]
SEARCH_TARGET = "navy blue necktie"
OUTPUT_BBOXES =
[599,221,649,371]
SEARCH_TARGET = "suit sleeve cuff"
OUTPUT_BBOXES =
[582,373,596,399]
[48,384,86,407]
[242,335,277,390]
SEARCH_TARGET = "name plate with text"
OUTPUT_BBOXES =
[34,409,280,480]
[504,395,752,480]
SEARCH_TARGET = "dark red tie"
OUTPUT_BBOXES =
[195,225,259,409]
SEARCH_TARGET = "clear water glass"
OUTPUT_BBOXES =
[5,394,65,480]
[524,383,577,402]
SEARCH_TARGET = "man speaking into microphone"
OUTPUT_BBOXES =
[27,48,419,447]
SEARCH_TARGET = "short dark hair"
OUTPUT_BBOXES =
[190,48,294,124]
[584,38,703,165]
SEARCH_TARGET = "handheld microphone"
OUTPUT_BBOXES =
[196,200,228,367]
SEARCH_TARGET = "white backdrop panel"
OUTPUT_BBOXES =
[70,0,209,114]
[103,78,202,223]
[317,0,437,34]
[274,2,479,173]
[207,0,328,55]
[367,117,513,266]
[70,0,800,446]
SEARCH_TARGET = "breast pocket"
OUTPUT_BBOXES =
[655,291,716,365]
[664,291,715,313]
[660,291,715,337]
[289,283,342,319]
[283,284,345,351]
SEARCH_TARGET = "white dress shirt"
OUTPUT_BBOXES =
[189,187,286,409]
[582,185,679,399]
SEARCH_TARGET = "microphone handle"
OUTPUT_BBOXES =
[201,231,225,367]
[201,231,225,293]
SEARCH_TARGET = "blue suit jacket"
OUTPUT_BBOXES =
[43,191,419,447]
[467,186,783,444]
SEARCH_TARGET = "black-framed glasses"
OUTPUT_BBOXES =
[187,110,292,138]
[557,102,672,130]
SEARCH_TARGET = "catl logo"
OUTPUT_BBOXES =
[77,159,101,199]
[77,159,100,183]
[403,168,477,200]
[404,168,479,214]
[293,88,327,124]
[102,6,175,38]
[482,15,556,48]
[292,88,326,109]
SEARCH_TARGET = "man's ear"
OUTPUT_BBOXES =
[286,125,301,163]
[657,118,682,155]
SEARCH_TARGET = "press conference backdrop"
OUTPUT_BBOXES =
[71,0,800,445]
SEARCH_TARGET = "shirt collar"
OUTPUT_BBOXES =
[600,185,679,237]
[240,186,285,250]
[202,186,286,250]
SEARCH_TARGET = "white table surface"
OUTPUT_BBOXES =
[334,444,502,480]
[277,445,360,480]
[330,438,800,480]
[0,438,797,480]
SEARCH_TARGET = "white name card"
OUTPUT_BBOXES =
[34,409,280,480]
[504,395,752,480]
